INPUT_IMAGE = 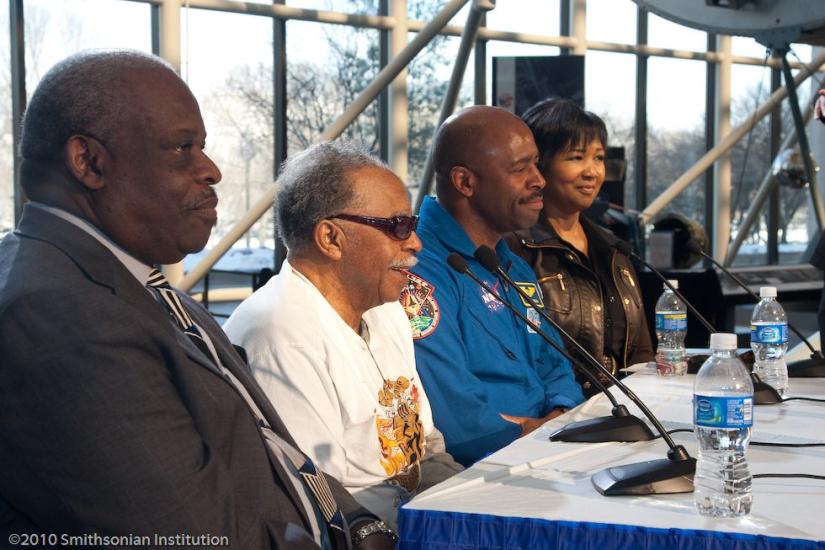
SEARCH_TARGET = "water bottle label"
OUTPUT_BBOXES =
[694,395,753,428]
[656,312,687,331]
[750,323,788,344]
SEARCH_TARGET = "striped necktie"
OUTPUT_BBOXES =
[147,269,208,347]
[145,268,346,548]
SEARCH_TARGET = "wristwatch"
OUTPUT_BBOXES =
[351,519,398,547]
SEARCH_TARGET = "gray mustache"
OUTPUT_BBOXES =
[390,256,418,270]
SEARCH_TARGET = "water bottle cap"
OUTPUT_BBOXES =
[709,333,737,350]
[760,286,777,298]
[664,279,678,290]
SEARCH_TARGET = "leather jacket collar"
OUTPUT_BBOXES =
[517,214,620,252]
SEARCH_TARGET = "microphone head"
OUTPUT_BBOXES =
[685,239,704,255]
[613,240,634,257]
[447,253,469,274]
[474,245,500,272]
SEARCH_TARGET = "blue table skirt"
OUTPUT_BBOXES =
[398,508,824,550]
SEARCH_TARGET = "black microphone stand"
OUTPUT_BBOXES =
[448,251,694,496]
[470,247,654,443]
[614,240,782,405]
[687,240,825,378]
[612,241,715,333]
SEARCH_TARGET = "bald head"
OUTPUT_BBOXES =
[19,50,179,191]
[429,106,545,248]
[433,106,533,200]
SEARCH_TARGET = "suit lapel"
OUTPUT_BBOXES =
[16,206,225,379]
[182,295,320,533]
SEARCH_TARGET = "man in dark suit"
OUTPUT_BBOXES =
[0,50,394,549]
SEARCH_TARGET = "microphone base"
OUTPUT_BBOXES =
[549,413,655,443]
[591,447,696,496]
[751,373,784,405]
[787,355,825,378]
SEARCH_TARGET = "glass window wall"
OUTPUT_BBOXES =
[182,8,274,256]
[646,57,706,225]
[586,0,635,45]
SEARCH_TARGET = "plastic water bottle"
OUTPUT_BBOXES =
[693,333,754,517]
[750,286,789,396]
[654,279,687,376]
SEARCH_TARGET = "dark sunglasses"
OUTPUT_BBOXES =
[329,213,419,240]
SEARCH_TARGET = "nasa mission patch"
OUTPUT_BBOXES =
[400,272,440,339]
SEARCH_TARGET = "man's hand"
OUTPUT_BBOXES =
[815,89,825,124]
[500,408,567,437]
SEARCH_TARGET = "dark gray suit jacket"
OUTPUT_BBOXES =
[0,205,373,548]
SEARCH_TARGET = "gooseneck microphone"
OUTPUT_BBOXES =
[450,250,694,496]
[612,240,716,334]
[686,239,825,378]
[453,252,655,443]
[613,240,783,405]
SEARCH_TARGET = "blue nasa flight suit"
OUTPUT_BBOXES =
[404,197,585,466]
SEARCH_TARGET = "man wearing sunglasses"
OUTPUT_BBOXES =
[225,142,462,530]
[403,106,585,467]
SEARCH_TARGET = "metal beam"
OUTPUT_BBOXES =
[273,0,288,272]
[151,3,160,55]
[704,33,716,258]
[571,0,586,56]
[713,35,732,262]
[767,67,781,264]
[560,0,571,56]
[634,6,648,210]
[378,0,390,162]
[473,11,487,105]
[181,0,397,29]
[9,0,25,225]
[413,0,494,213]
[159,0,183,284]
[178,0,472,293]
[159,0,181,72]
[388,0,408,183]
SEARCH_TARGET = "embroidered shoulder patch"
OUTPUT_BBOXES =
[515,281,544,308]
[400,272,440,339]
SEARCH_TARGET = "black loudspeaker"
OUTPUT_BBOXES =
[492,56,585,116]
[638,269,726,348]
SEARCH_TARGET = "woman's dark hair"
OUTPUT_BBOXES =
[521,98,608,165]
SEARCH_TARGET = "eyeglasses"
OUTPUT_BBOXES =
[329,213,419,240]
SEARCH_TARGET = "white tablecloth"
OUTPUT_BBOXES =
[400,372,825,549]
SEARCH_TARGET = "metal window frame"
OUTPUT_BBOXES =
[9,0,25,225]
[7,0,818,283]
[635,4,647,211]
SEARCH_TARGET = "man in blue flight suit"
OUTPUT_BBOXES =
[400,106,585,466]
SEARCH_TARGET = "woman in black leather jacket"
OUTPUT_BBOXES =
[509,98,653,397]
